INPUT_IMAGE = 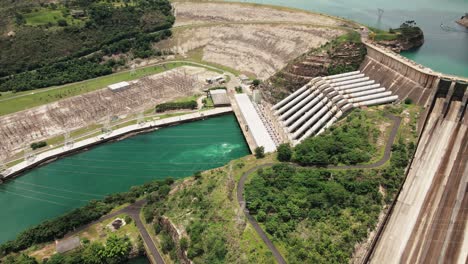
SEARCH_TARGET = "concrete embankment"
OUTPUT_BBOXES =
[360,44,438,107]
[368,66,468,263]
[1,108,233,182]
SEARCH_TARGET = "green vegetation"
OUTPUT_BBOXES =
[246,165,383,263]
[276,143,292,162]
[0,179,173,257]
[151,158,277,264]
[155,100,198,113]
[30,141,47,150]
[293,110,378,166]
[244,108,417,263]
[252,79,261,87]
[0,62,195,116]
[202,97,214,108]
[4,235,133,264]
[0,0,175,92]
[255,146,265,159]
[370,21,424,44]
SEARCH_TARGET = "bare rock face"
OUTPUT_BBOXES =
[260,41,366,104]
[456,14,468,28]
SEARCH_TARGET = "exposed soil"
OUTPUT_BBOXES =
[173,2,345,27]
[157,24,344,79]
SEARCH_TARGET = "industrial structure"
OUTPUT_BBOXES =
[272,71,398,145]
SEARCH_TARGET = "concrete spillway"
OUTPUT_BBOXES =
[370,80,468,264]
[272,71,398,145]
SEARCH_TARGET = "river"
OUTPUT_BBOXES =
[232,0,468,77]
[0,114,249,243]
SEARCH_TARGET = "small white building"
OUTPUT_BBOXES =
[108,81,130,92]
[210,89,230,106]
[206,75,225,84]
[239,74,251,85]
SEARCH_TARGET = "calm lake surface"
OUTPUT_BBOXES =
[233,0,468,77]
[0,114,249,243]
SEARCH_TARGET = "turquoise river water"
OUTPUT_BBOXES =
[233,0,468,77]
[0,114,249,243]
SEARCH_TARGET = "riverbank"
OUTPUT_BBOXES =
[2,107,233,182]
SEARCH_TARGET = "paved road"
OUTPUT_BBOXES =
[62,199,165,264]
[236,114,401,264]
[123,200,166,264]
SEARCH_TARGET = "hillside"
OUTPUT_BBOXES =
[141,104,420,264]
[259,32,367,103]
[0,0,174,92]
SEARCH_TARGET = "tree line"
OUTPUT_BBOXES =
[0,178,174,257]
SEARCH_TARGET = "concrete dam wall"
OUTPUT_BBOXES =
[366,42,468,264]
[360,44,439,107]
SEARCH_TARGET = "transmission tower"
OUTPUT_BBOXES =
[64,129,74,149]
[103,115,113,135]
[23,143,35,163]
[378,8,384,20]
[130,64,136,76]
[137,111,145,126]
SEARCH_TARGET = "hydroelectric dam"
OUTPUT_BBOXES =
[360,43,468,264]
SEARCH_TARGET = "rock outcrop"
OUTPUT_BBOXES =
[375,29,424,53]
[456,14,468,28]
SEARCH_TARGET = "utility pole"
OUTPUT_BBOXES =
[137,111,145,126]
[23,143,34,163]
[64,128,74,149]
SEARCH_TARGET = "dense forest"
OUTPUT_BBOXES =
[293,110,379,166]
[245,142,412,263]
[0,0,175,92]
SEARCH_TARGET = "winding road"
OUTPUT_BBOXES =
[62,199,165,264]
[236,114,402,264]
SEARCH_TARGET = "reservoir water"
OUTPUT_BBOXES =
[233,0,468,77]
[0,114,249,243]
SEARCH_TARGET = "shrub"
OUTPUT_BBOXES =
[155,101,197,113]
[194,171,202,180]
[252,79,260,86]
[180,237,188,251]
[30,141,47,150]
[254,146,265,159]
[404,98,413,104]
[277,143,292,162]
[57,19,68,27]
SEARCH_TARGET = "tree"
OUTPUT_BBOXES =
[194,171,202,180]
[252,79,261,87]
[82,243,105,264]
[3,254,38,264]
[404,98,413,104]
[100,235,131,264]
[254,146,265,159]
[277,143,292,162]
[180,237,189,251]
[57,19,68,27]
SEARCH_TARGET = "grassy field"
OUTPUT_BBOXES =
[0,61,219,116]
[24,9,83,26]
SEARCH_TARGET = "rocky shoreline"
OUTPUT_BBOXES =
[456,14,468,28]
